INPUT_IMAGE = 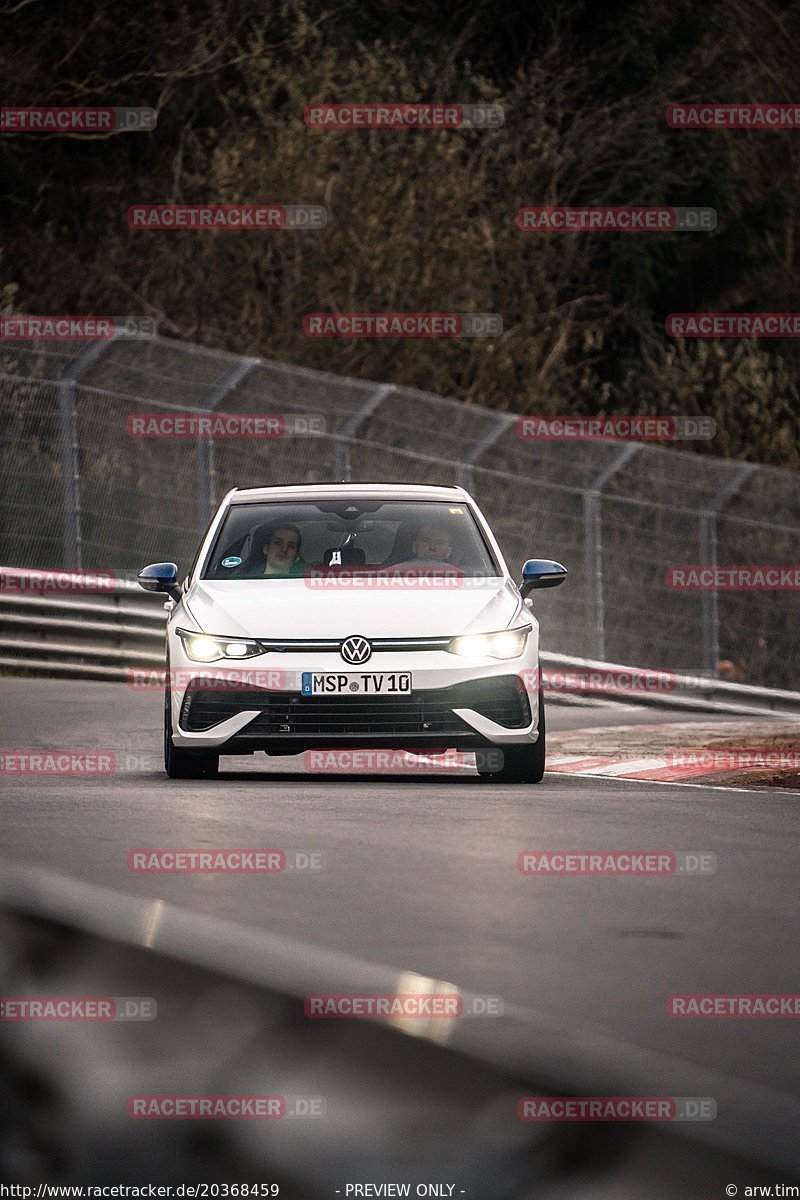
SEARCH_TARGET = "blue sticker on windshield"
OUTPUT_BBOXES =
[221,556,242,568]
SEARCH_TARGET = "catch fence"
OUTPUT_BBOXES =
[2,332,798,687]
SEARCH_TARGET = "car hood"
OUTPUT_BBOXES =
[183,577,523,639]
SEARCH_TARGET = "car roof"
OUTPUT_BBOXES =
[229,483,473,505]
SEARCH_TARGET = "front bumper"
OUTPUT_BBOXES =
[167,643,541,754]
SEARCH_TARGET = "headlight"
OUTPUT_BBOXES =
[447,626,529,660]
[177,629,263,662]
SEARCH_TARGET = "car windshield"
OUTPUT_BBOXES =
[201,499,500,580]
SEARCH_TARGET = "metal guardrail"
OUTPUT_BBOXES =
[3,565,800,718]
[541,651,800,719]
[0,567,165,680]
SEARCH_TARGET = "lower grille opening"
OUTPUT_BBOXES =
[180,677,532,736]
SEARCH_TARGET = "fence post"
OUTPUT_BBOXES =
[700,464,758,677]
[457,412,517,493]
[57,337,119,570]
[584,443,645,660]
[195,359,258,532]
[333,384,394,481]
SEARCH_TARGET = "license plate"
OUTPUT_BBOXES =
[301,672,412,696]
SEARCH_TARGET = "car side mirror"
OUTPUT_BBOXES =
[137,562,182,602]
[519,558,568,598]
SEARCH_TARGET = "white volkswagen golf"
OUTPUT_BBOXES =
[138,484,566,783]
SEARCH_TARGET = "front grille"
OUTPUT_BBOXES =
[180,677,531,735]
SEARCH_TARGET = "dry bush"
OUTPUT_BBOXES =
[1,0,800,463]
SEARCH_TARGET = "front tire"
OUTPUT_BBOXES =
[478,688,546,784]
[164,678,219,779]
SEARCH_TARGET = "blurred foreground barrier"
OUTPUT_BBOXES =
[1,861,798,1188]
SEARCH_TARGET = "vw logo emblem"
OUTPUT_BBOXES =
[340,635,371,664]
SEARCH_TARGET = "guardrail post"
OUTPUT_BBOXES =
[700,464,758,678]
[196,359,258,531]
[584,443,644,660]
[333,384,394,481]
[57,337,120,570]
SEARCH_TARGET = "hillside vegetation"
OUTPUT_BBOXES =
[2,0,800,465]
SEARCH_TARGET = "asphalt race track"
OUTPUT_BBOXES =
[2,673,798,1115]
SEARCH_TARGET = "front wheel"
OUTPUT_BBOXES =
[164,681,219,779]
[478,688,545,784]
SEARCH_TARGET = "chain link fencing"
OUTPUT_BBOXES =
[2,332,798,688]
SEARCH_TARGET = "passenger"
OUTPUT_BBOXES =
[409,523,453,563]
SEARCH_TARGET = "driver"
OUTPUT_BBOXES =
[260,523,306,577]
